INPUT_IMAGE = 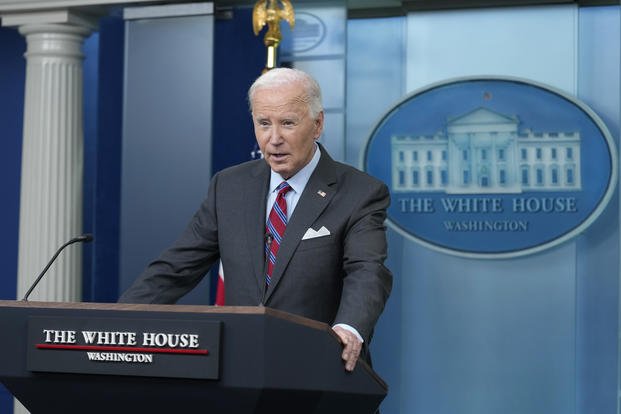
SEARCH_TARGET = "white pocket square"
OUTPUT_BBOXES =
[302,226,331,240]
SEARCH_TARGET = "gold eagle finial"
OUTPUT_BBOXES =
[252,0,295,72]
[253,0,295,37]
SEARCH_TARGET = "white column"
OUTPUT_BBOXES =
[10,20,92,414]
[16,22,92,302]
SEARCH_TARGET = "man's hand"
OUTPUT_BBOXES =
[332,325,363,372]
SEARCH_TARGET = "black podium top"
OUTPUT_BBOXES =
[0,301,387,414]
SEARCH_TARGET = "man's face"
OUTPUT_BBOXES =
[252,82,324,179]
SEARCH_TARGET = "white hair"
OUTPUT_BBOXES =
[248,67,323,119]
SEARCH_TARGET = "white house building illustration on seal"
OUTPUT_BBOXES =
[391,107,582,194]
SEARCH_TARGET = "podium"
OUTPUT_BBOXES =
[0,301,387,413]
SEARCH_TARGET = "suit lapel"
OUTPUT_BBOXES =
[265,147,337,301]
[244,161,270,297]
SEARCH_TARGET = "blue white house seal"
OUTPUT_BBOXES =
[362,77,617,258]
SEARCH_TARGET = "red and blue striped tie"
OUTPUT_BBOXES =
[265,181,292,285]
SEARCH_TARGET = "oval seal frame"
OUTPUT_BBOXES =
[288,12,326,54]
[362,76,617,259]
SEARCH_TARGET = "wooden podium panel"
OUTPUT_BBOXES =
[0,301,387,414]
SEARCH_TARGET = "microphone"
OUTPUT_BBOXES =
[264,232,273,271]
[262,231,274,297]
[22,234,94,301]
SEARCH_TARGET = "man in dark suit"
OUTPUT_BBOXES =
[119,68,392,371]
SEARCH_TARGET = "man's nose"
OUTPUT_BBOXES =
[268,126,284,144]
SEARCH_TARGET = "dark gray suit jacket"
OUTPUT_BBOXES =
[119,147,392,342]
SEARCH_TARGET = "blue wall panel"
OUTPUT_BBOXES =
[119,12,215,304]
[576,6,620,413]
[346,17,407,414]
[348,5,620,414]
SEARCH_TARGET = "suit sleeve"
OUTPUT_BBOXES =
[334,180,392,342]
[118,173,221,304]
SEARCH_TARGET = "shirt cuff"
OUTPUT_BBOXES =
[332,323,364,343]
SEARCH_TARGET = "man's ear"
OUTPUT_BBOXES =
[315,111,325,139]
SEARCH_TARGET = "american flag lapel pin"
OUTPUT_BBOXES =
[317,190,326,198]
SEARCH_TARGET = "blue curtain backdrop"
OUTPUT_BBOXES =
[0,25,24,414]
[83,16,125,303]
[210,6,265,301]
[0,29,23,302]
